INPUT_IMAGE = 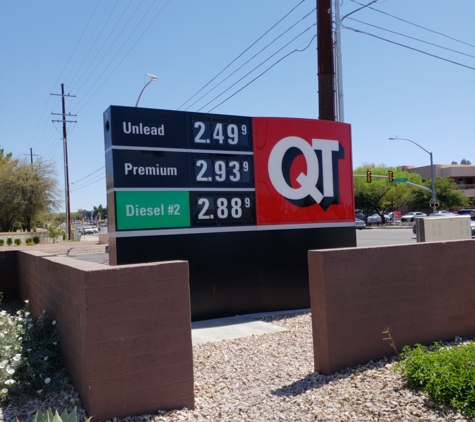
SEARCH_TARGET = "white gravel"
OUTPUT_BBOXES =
[1,312,471,421]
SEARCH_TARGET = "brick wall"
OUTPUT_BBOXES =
[4,250,193,421]
[309,239,475,375]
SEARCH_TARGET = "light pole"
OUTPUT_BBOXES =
[135,74,158,107]
[389,137,437,215]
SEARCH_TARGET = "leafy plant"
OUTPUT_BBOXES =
[0,239,4,246]
[6,238,12,246]
[33,235,40,244]
[25,238,34,246]
[397,341,475,417]
[33,407,90,422]
[0,302,68,406]
[13,238,22,246]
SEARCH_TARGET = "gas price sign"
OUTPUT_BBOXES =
[104,106,354,234]
[104,106,256,232]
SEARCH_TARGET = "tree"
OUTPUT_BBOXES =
[461,159,472,165]
[92,204,107,220]
[0,153,61,232]
[354,164,421,222]
[408,177,467,210]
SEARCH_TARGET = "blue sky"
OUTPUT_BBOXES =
[1,0,474,212]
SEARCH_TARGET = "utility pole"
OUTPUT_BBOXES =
[24,148,39,165]
[51,84,77,241]
[317,0,335,121]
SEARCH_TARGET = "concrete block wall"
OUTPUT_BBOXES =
[13,250,194,421]
[308,239,475,375]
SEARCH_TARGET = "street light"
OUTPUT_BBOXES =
[389,137,437,215]
[135,73,158,107]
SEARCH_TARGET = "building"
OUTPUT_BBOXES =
[403,164,475,199]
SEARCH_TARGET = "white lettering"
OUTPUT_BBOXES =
[122,122,165,136]
[126,205,134,216]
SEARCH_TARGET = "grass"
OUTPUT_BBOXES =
[0,297,68,406]
[397,340,475,418]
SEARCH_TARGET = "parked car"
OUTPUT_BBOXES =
[82,227,95,235]
[401,212,426,222]
[367,213,382,225]
[355,210,366,220]
[457,209,475,217]
[355,218,366,230]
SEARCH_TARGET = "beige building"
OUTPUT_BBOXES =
[402,164,475,198]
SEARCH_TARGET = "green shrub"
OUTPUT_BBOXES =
[13,239,22,246]
[33,407,90,422]
[25,238,34,246]
[0,239,4,246]
[397,341,475,417]
[0,302,68,405]
[6,238,12,246]
[33,235,40,244]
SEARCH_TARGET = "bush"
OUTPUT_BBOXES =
[0,301,68,406]
[6,238,12,246]
[25,238,34,246]
[13,239,22,246]
[33,235,40,244]
[0,239,4,246]
[397,341,475,417]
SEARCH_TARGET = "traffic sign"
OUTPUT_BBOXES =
[393,177,408,182]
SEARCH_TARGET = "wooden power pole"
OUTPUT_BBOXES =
[317,0,335,121]
[51,84,76,240]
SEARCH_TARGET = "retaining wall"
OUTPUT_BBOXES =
[0,250,194,421]
[308,239,475,374]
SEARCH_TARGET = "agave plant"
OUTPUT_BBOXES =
[32,407,91,422]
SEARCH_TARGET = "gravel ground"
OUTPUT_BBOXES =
[0,312,471,422]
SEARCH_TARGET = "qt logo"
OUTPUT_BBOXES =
[268,136,344,210]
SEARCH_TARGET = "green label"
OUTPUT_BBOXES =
[116,191,190,230]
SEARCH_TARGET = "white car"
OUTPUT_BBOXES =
[82,227,94,235]
[401,212,426,222]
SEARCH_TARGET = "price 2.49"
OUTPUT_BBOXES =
[192,120,250,149]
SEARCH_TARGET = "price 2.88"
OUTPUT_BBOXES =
[192,193,255,226]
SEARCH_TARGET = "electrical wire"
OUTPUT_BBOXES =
[344,26,475,71]
[177,0,310,110]
[349,0,475,49]
[69,0,142,94]
[346,18,475,60]
[71,166,105,185]
[70,174,106,192]
[73,0,171,113]
[184,7,316,111]
[207,35,317,113]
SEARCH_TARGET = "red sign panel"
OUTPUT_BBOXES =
[252,117,354,225]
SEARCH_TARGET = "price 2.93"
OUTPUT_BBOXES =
[193,157,252,185]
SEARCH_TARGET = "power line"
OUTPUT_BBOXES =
[73,0,172,113]
[184,6,316,111]
[177,0,310,110]
[71,166,105,185]
[349,0,475,49]
[199,25,316,112]
[346,17,475,60]
[344,26,475,71]
[207,35,317,113]
[70,174,105,192]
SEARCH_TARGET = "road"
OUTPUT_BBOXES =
[356,227,416,247]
